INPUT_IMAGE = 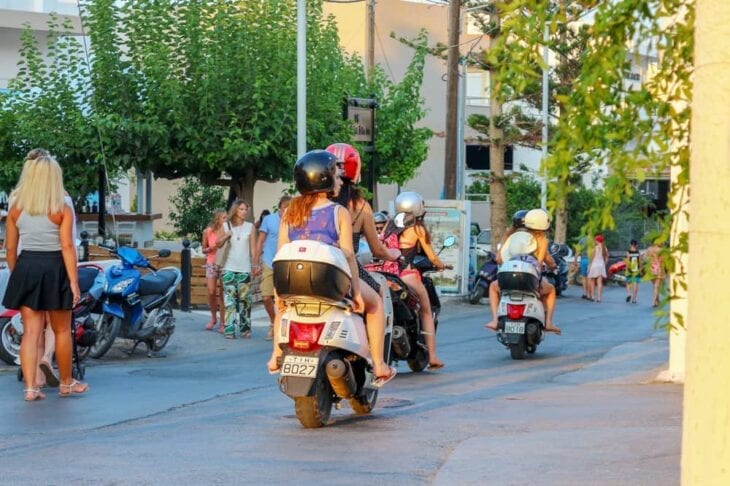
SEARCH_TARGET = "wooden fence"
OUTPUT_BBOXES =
[86,245,262,308]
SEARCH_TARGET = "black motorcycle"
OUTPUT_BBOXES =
[544,242,570,296]
[383,236,455,372]
[468,251,498,304]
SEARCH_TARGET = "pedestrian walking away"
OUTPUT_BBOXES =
[625,239,641,304]
[587,234,609,303]
[2,150,88,401]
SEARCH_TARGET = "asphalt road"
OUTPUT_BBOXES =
[0,282,681,485]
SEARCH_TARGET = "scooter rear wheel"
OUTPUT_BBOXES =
[350,387,378,415]
[509,336,527,360]
[407,346,429,372]
[294,375,333,428]
[468,285,486,304]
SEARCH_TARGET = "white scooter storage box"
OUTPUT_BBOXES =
[498,258,540,292]
[273,240,352,301]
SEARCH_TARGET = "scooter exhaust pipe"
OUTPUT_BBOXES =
[390,325,411,358]
[326,359,356,399]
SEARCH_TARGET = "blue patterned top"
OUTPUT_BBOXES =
[288,203,339,246]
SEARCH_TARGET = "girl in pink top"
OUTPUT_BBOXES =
[201,209,230,331]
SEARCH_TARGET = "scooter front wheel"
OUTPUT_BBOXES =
[294,375,333,428]
[0,318,21,365]
[89,314,121,359]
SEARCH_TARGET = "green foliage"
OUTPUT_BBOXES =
[154,230,179,242]
[465,170,541,217]
[0,15,106,198]
[168,177,226,240]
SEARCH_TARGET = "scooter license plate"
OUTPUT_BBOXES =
[505,321,525,334]
[281,355,319,378]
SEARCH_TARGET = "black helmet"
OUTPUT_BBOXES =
[293,150,338,195]
[373,211,388,225]
[512,209,528,228]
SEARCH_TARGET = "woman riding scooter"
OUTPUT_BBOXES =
[485,208,561,335]
[266,150,396,386]
[382,191,446,369]
[326,142,400,386]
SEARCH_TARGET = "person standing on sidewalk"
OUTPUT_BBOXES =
[252,196,291,340]
[220,199,257,339]
[624,239,641,304]
[3,153,88,401]
[201,209,230,332]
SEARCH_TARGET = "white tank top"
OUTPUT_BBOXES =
[223,221,253,273]
[16,212,61,251]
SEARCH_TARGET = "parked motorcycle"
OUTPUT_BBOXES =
[0,264,105,377]
[544,242,570,296]
[494,258,546,359]
[607,260,627,285]
[271,239,393,428]
[90,247,180,359]
[468,250,498,304]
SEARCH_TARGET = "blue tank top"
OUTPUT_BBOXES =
[288,203,339,246]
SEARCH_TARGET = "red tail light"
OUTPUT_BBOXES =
[289,322,325,351]
[506,304,526,320]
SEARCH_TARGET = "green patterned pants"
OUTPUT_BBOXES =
[221,270,252,337]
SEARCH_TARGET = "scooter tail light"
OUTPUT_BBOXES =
[289,322,325,351]
[506,304,526,320]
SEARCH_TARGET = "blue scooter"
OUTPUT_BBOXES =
[90,247,181,359]
[468,251,499,304]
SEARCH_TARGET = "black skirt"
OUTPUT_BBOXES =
[2,250,73,311]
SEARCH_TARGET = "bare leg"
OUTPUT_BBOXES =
[263,295,275,339]
[205,276,217,328]
[358,280,391,378]
[402,274,443,368]
[631,282,639,303]
[582,272,589,297]
[20,307,45,400]
[596,277,604,302]
[588,277,595,300]
[653,279,661,306]
[484,280,501,331]
[36,323,58,387]
[540,281,561,334]
[267,295,285,372]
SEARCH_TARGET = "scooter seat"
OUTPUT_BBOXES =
[139,269,178,296]
[78,266,101,294]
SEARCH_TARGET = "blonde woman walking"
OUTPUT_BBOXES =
[587,235,609,303]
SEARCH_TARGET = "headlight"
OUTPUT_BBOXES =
[110,279,134,294]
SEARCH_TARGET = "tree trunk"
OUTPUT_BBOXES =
[487,10,507,245]
[444,0,461,199]
[230,168,257,222]
[554,199,568,244]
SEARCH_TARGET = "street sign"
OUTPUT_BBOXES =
[345,97,376,143]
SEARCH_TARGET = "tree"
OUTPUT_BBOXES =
[0,15,107,200]
[168,177,226,239]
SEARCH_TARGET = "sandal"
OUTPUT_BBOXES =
[39,361,60,388]
[242,330,252,339]
[205,320,217,331]
[59,380,89,397]
[24,388,46,401]
[371,366,397,388]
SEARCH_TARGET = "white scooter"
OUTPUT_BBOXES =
[271,239,393,428]
[495,257,546,359]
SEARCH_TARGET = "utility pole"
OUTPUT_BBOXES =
[444,0,461,199]
[367,0,375,77]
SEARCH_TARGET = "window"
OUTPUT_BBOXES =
[466,145,513,171]
[466,70,489,106]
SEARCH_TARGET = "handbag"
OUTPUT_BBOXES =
[214,223,232,267]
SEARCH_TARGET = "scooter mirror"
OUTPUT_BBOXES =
[443,235,457,248]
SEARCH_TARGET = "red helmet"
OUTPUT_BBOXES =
[325,143,361,183]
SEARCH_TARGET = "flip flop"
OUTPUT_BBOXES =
[427,362,445,370]
[39,361,60,388]
[371,366,397,388]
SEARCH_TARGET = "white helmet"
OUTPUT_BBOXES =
[524,208,550,231]
[395,191,425,218]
